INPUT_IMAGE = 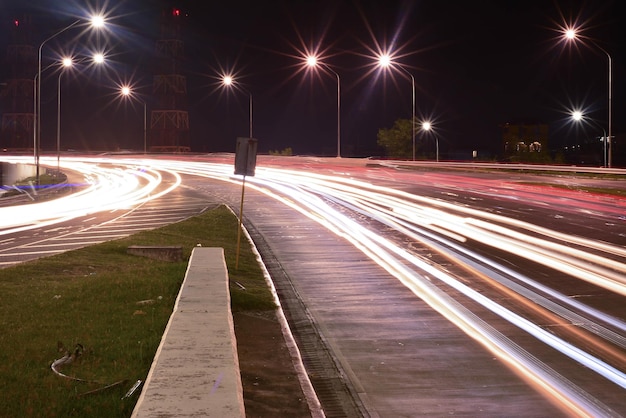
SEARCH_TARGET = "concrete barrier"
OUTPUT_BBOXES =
[132,247,245,418]
[0,162,36,186]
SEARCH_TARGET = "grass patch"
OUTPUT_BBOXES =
[0,205,274,417]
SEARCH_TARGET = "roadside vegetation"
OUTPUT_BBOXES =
[0,205,274,417]
[377,118,414,159]
[0,172,67,198]
[268,147,293,156]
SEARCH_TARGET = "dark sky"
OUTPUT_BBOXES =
[1,0,623,158]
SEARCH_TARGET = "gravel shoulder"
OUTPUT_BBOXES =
[234,311,313,417]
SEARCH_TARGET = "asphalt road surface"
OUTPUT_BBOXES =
[188,157,625,417]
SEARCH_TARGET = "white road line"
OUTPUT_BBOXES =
[0,249,66,256]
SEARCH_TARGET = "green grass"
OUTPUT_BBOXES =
[0,205,274,417]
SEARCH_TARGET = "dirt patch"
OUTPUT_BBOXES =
[233,311,312,418]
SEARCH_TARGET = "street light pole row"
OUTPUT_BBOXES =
[57,54,106,172]
[305,53,433,161]
[225,52,435,163]
[36,20,80,184]
[215,26,611,165]
[35,14,105,184]
[564,29,613,168]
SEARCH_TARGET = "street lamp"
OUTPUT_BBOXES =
[56,57,73,173]
[120,86,147,154]
[563,27,612,167]
[305,55,341,158]
[376,54,416,161]
[421,121,439,162]
[571,110,608,167]
[93,53,105,64]
[219,73,255,270]
[221,75,253,140]
[34,61,60,167]
[36,14,105,184]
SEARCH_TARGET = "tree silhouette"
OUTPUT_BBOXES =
[377,118,412,159]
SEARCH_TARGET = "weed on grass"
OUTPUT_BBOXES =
[0,205,275,417]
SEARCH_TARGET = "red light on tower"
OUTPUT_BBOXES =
[14,19,19,27]
[172,8,180,16]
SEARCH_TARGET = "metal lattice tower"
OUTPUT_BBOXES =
[1,16,36,151]
[150,7,190,152]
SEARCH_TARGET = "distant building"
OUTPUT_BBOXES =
[502,122,549,160]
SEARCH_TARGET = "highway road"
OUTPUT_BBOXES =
[1,154,625,417]
[0,157,211,266]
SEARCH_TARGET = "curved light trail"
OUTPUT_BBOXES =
[1,154,624,416]
[0,156,181,235]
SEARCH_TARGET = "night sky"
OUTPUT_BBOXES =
[1,0,623,158]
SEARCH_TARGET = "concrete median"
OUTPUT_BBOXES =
[132,247,245,418]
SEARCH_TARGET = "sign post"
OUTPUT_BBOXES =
[234,137,257,269]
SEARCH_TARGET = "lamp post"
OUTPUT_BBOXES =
[34,62,58,166]
[377,54,416,161]
[143,101,147,154]
[120,86,147,153]
[220,74,254,269]
[421,121,439,162]
[564,28,612,168]
[36,14,105,184]
[222,75,253,139]
[305,55,341,158]
[571,110,608,167]
[56,57,73,173]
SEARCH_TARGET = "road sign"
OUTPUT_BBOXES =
[234,137,258,176]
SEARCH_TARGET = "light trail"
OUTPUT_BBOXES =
[319,185,626,351]
[237,171,624,416]
[0,156,180,236]
[1,155,624,415]
[175,161,625,415]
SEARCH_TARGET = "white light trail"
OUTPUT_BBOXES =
[1,155,624,415]
[0,156,180,236]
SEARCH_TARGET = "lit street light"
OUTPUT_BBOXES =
[563,27,612,168]
[376,54,416,161]
[120,86,147,154]
[36,13,106,184]
[421,121,439,162]
[305,55,341,158]
[221,74,253,140]
[571,110,608,167]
